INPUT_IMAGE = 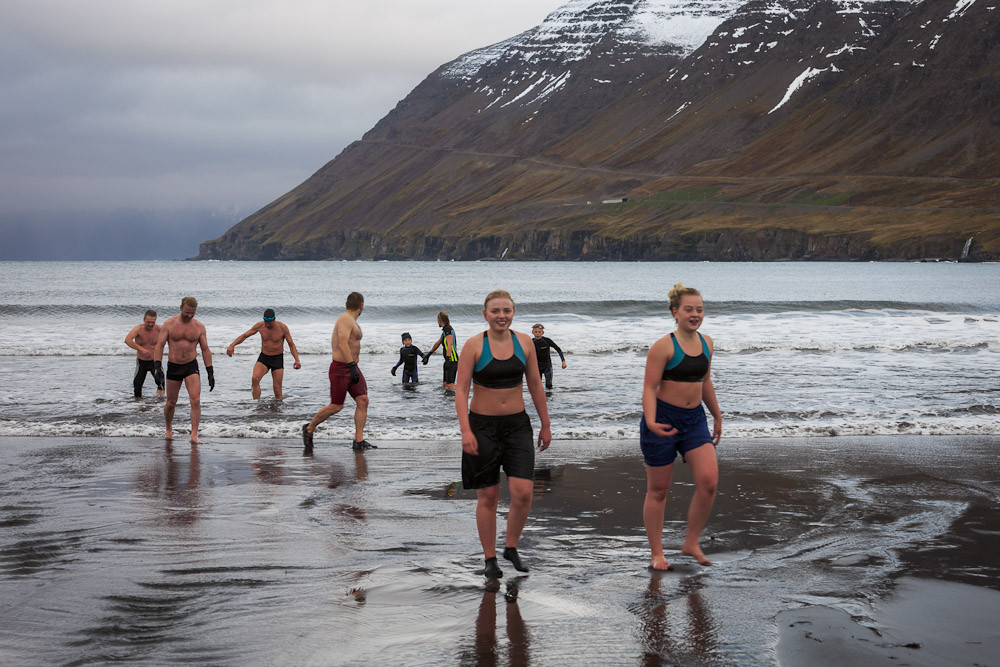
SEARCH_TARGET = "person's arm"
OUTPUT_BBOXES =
[455,337,479,454]
[282,324,301,369]
[200,324,215,391]
[701,335,722,445]
[643,338,678,438]
[152,324,168,384]
[124,325,144,352]
[548,337,567,368]
[391,347,404,375]
[426,337,442,356]
[227,323,261,357]
[521,333,552,451]
[154,323,168,362]
[336,315,360,383]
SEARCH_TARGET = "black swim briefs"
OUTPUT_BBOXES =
[257,352,284,370]
[166,359,200,381]
[462,411,534,489]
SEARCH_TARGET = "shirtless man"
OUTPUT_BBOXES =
[125,309,164,398]
[154,296,214,444]
[301,292,375,451]
[226,309,301,400]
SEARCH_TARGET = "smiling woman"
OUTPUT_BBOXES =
[455,289,552,579]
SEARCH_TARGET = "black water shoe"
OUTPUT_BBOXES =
[503,547,529,572]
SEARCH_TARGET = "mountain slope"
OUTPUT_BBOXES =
[199,0,1000,261]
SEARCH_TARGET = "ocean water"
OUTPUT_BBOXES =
[1,260,998,441]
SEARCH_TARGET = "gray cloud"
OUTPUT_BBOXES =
[0,0,564,215]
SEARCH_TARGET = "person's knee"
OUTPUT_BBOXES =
[189,395,201,410]
[478,488,500,510]
[355,395,369,410]
[694,475,717,497]
[509,485,532,507]
[646,487,668,503]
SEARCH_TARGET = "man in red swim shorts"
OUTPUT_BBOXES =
[302,292,375,451]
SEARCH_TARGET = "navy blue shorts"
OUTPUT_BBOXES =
[639,399,712,467]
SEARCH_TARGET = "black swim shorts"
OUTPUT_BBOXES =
[257,352,284,370]
[462,411,534,489]
[443,360,458,384]
[166,359,200,382]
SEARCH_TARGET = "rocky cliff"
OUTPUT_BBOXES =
[199,0,1000,261]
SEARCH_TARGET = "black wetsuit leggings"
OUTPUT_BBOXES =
[134,359,163,397]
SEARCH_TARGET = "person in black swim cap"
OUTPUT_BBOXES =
[226,308,301,400]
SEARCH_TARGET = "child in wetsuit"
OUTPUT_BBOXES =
[391,333,426,383]
[531,323,566,389]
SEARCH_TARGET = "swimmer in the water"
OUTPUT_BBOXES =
[391,333,425,384]
[154,296,214,444]
[302,292,374,451]
[423,311,459,390]
[455,290,551,578]
[125,309,164,398]
[226,309,301,400]
[530,323,566,390]
[640,283,721,569]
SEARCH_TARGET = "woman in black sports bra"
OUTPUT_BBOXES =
[455,290,551,579]
[639,283,722,570]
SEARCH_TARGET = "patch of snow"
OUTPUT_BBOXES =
[730,42,751,53]
[929,34,942,49]
[769,67,829,114]
[947,0,978,20]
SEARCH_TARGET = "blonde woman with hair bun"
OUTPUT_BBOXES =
[640,283,722,569]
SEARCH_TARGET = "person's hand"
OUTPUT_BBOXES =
[206,365,215,391]
[537,425,552,451]
[646,420,677,438]
[226,345,235,357]
[461,429,478,455]
[153,361,164,386]
[390,366,397,376]
[422,354,430,365]
[712,418,722,446]
[347,362,360,384]
[293,360,301,370]
[561,360,567,369]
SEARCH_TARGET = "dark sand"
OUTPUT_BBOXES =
[1,435,998,665]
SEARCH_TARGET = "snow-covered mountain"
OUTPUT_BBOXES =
[201,0,999,261]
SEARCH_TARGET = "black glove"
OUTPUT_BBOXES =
[390,366,397,376]
[348,361,360,384]
[153,360,164,386]
[422,354,430,365]
[206,365,215,391]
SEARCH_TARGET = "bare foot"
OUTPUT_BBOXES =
[165,430,173,441]
[190,435,203,445]
[648,555,673,571]
[681,544,713,566]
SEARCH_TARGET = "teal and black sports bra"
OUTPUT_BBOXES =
[473,332,526,389]
[662,332,711,383]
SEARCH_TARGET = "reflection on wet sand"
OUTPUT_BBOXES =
[467,577,531,666]
[635,572,719,666]
[133,443,203,528]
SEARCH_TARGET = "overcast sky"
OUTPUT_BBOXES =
[1,0,566,216]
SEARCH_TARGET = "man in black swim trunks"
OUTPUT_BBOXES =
[155,296,214,444]
[125,309,164,398]
[226,309,301,400]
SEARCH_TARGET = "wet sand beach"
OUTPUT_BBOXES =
[2,435,999,665]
